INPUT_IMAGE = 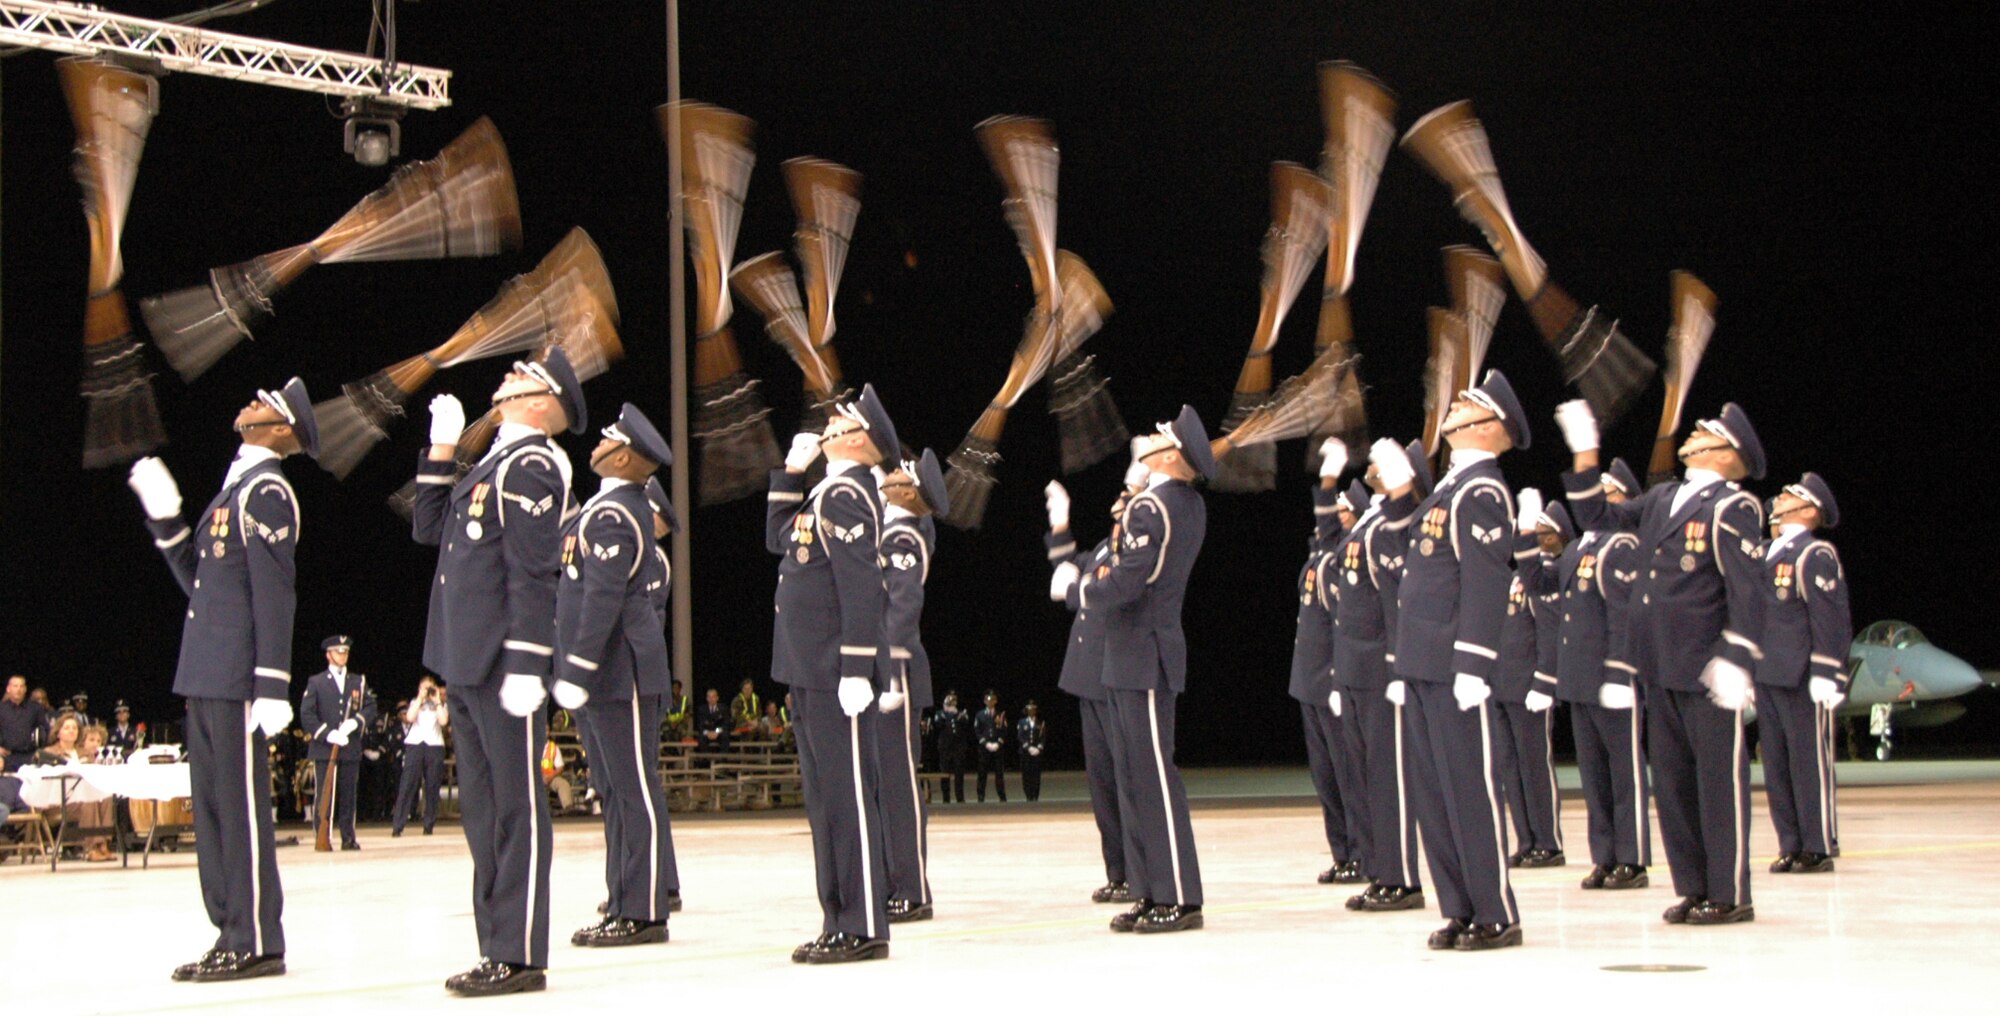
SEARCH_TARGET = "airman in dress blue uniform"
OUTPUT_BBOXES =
[1294,440,1368,885]
[299,634,377,850]
[1523,459,1650,889]
[873,447,949,923]
[413,349,587,996]
[129,377,318,983]
[1757,472,1851,875]
[556,403,680,948]
[638,477,685,909]
[1044,464,1147,905]
[1560,399,1767,926]
[1371,370,1528,952]
[768,384,898,964]
[1490,492,1565,868]
[1061,405,1212,935]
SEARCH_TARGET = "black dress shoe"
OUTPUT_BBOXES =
[1506,851,1525,869]
[1580,865,1611,889]
[1662,896,1704,924]
[171,949,224,982]
[1317,866,1340,884]
[802,932,889,964]
[668,891,684,913]
[1768,853,1798,874]
[1362,885,1426,912]
[1110,900,1155,933]
[575,918,667,947]
[340,841,361,851]
[1427,919,1469,950]
[446,960,545,996]
[1334,859,1369,883]
[1789,852,1834,874]
[1455,923,1523,951]
[570,918,613,946]
[1685,900,1755,925]
[1135,904,1203,934]
[886,899,934,923]
[182,951,285,982]
[391,828,404,838]
[1345,884,1380,910]
[1091,881,1132,904]
[1602,864,1649,890]
[423,826,434,835]
[1516,849,1566,868]
[792,933,835,963]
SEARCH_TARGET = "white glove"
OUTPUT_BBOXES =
[1123,457,1151,489]
[1808,677,1840,706]
[1385,680,1407,707]
[1327,689,1343,717]
[785,432,823,472]
[326,728,351,747]
[429,393,466,447]
[1698,656,1753,711]
[552,679,589,710]
[1516,489,1544,534]
[1599,682,1635,710]
[1050,561,1081,602]
[127,456,183,520]
[1524,690,1554,712]
[248,697,293,738]
[499,673,547,717]
[1368,438,1414,492]
[1045,480,1071,531]
[838,677,874,717]
[1318,438,1349,479]
[1554,399,1598,454]
[878,683,907,713]
[1453,673,1492,711]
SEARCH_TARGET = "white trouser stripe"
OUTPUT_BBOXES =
[901,671,928,903]
[1731,709,1748,901]
[632,695,660,921]
[1477,702,1517,925]
[1628,702,1646,863]
[524,713,540,962]
[850,713,877,938]
[1147,690,1185,904]
[1814,705,1832,852]
[1394,703,1413,886]
[1542,708,1563,851]
[244,702,264,956]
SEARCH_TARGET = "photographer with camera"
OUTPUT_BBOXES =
[392,676,449,837]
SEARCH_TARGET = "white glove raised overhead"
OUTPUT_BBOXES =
[428,393,466,447]
[837,677,874,717]
[248,697,293,738]
[1554,399,1598,454]
[1044,480,1071,531]
[127,456,183,521]
[878,681,906,714]
[1368,438,1414,492]
[1808,677,1841,706]
[326,728,351,747]
[1385,680,1407,707]
[1050,561,1080,602]
[1524,690,1555,712]
[499,673,547,717]
[552,679,589,710]
[1318,438,1349,479]
[1516,489,1544,534]
[785,432,823,472]
[1327,689,1343,717]
[1599,682,1635,710]
[1699,656,1753,711]
[1453,673,1492,712]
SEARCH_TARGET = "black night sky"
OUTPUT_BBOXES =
[3,3,1994,765]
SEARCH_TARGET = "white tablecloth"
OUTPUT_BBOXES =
[14,762,192,809]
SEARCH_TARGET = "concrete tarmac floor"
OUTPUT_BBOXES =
[7,763,1996,1013]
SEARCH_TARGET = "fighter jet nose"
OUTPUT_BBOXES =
[1915,645,1984,697]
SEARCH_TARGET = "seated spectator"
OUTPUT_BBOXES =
[1,674,51,773]
[730,679,761,737]
[664,680,693,742]
[541,739,575,812]
[107,701,142,757]
[756,700,785,740]
[33,714,115,861]
[694,688,730,755]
